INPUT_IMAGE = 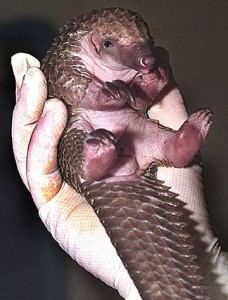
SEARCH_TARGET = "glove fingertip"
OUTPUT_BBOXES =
[11,53,41,92]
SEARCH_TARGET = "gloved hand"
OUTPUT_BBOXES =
[11,53,227,299]
[11,53,141,300]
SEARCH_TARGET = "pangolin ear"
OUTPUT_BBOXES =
[90,32,103,54]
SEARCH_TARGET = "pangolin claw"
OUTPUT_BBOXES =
[85,129,117,145]
[112,80,136,108]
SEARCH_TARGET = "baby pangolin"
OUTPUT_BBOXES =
[42,7,212,299]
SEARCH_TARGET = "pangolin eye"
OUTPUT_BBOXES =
[103,40,113,48]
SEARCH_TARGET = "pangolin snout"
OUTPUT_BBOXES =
[139,55,155,72]
[134,43,156,74]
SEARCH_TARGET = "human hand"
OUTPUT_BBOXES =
[11,53,141,300]
[11,53,226,299]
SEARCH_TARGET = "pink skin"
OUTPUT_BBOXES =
[78,107,212,183]
[71,32,212,183]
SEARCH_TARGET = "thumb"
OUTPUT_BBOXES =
[11,53,40,95]
[27,98,68,209]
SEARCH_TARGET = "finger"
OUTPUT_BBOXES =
[12,67,47,188]
[27,98,68,209]
[11,53,40,95]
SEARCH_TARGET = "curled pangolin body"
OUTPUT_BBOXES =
[42,7,211,299]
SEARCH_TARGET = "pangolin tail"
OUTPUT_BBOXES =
[81,176,210,300]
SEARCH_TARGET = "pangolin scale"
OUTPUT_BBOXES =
[42,7,211,299]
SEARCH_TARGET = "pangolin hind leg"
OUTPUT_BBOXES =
[164,109,212,168]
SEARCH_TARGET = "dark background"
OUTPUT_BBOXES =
[0,1,228,299]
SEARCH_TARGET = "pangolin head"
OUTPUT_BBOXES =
[61,7,154,46]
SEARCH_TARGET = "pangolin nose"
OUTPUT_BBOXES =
[140,55,155,70]
[140,55,155,71]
